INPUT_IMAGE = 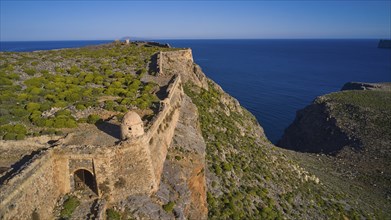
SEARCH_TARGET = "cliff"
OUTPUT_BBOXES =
[341,82,391,91]
[278,82,391,217]
[0,43,388,219]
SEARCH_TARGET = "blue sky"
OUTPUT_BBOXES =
[1,1,390,41]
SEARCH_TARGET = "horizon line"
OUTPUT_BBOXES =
[1,38,389,42]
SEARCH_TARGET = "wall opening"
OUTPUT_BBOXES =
[73,169,97,195]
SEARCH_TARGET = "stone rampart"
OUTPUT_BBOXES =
[158,49,208,89]
[0,149,61,219]
[0,53,185,219]
[144,75,183,190]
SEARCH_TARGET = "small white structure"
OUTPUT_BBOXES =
[125,39,130,45]
[121,111,144,139]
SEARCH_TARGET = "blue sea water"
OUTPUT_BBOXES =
[1,40,390,143]
[0,40,111,52]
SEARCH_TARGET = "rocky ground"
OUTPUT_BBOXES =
[278,82,391,218]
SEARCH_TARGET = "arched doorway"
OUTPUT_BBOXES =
[73,169,97,195]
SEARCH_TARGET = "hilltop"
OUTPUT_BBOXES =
[0,42,388,219]
[279,82,391,217]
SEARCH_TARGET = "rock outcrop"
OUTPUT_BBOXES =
[278,82,391,216]
[341,82,391,91]
[277,100,357,154]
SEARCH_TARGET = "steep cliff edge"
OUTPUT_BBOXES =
[278,83,391,217]
[341,82,391,91]
[160,50,382,218]
[1,44,387,219]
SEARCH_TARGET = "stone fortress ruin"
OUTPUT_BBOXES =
[0,48,208,219]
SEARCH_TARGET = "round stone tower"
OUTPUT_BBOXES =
[121,111,144,140]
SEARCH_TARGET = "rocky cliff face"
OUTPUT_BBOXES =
[341,82,391,91]
[176,59,382,218]
[277,101,357,154]
[1,44,387,219]
[278,83,391,217]
[140,48,391,218]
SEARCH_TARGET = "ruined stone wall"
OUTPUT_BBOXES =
[159,49,209,89]
[54,146,114,198]
[109,141,156,201]
[111,75,184,201]
[144,75,183,190]
[0,149,61,220]
[0,50,189,218]
[0,146,116,219]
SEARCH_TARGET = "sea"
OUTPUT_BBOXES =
[1,39,390,143]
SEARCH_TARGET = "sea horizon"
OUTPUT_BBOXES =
[1,39,389,142]
[0,38,387,42]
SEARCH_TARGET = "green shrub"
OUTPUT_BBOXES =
[24,77,47,88]
[87,114,101,124]
[67,65,80,75]
[24,68,37,76]
[55,66,65,74]
[60,196,80,219]
[163,201,175,213]
[55,109,72,117]
[83,73,94,83]
[76,104,86,110]
[7,73,20,80]
[106,208,121,220]
[104,100,116,111]
[39,102,52,112]
[3,133,16,140]
[15,133,26,140]
[53,101,68,108]
[40,128,56,135]
[114,105,127,112]
[0,77,13,86]
[26,102,41,112]
[52,116,77,128]
[0,124,27,140]
[11,107,29,118]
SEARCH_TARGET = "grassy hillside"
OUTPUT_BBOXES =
[184,81,380,219]
[0,43,176,140]
[279,87,391,218]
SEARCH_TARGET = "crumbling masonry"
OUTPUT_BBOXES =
[0,50,201,219]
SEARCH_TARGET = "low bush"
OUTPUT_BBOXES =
[162,201,175,213]
[87,114,101,124]
[60,196,80,219]
[106,208,121,220]
[26,102,41,113]
[24,68,37,76]
[0,124,27,140]
[76,104,86,110]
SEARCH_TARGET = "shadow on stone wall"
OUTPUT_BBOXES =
[148,53,159,75]
[0,149,45,185]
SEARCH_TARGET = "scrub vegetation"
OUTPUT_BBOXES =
[0,43,176,140]
[185,81,378,219]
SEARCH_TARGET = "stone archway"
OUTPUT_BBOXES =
[73,169,97,195]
